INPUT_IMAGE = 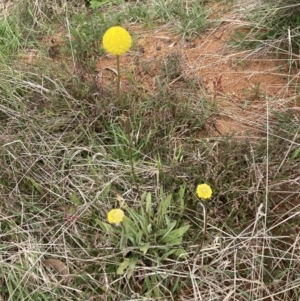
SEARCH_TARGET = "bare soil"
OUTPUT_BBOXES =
[96,21,299,136]
[18,4,300,137]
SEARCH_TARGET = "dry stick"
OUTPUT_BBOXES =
[116,55,141,200]
[192,200,207,259]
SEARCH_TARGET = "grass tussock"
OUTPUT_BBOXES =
[235,0,300,56]
[0,0,300,300]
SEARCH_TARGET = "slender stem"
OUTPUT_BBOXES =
[116,54,140,200]
[117,55,121,107]
[125,117,141,200]
[193,200,207,259]
[120,223,127,252]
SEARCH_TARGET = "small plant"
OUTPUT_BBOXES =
[160,52,183,80]
[155,0,208,37]
[102,26,141,198]
[193,183,212,259]
[88,0,111,9]
[238,0,300,54]
[96,187,190,298]
[67,12,106,71]
[243,82,265,101]
[0,17,21,55]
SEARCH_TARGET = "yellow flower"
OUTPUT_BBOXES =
[102,26,132,55]
[196,184,212,200]
[107,208,125,224]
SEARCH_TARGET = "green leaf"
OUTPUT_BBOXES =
[126,207,150,235]
[273,110,288,122]
[140,205,145,216]
[178,185,186,217]
[144,274,163,298]
[291,147,300,160]
[136,230,143,245]
[27,177,43,194]
[157,193,172,226]
[173,248,189,260]
[70,192,82,206]
[139,243,150,255]
[274,269,288,280]
[156,220,177,237]
[117,257,139,277]
[163,236,183,245]
[87,156,99,178]
[158,248,188,261]
[171,277,180,294]
[146,192,152,214]
[122,216,138,238]
[165,215,172,227]
[89,0,109,9]
[160,248,178,260]
[101,183,111,198]
[127,256,139,279]
[147,223,152,234]
[117,258,130,275]
[159,225,190,244]
[94,219,113,235]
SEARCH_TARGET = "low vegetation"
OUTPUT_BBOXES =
[0,0,299,300]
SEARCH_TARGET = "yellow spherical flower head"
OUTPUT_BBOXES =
[196,184,212,200]
[107,208,125,225]
[102,26,132,55]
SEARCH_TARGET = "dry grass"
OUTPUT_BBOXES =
[0,0,299,300]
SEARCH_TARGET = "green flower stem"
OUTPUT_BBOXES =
[117,55,121,107]
[124,116,141,200]
[193,200,207,259]
[120,223,127,251]
[115,54,140,200]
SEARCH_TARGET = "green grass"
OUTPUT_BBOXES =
[0,0,300,300]
[233,0,300,55]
